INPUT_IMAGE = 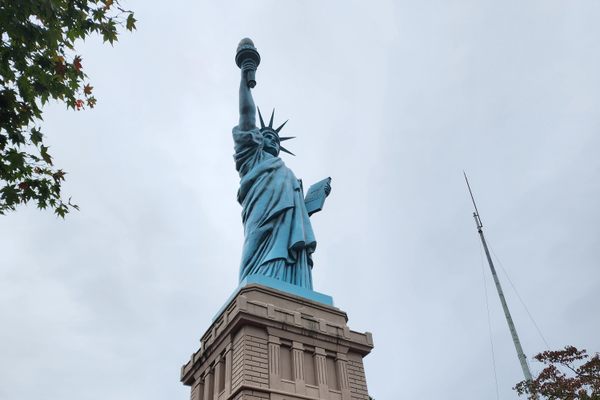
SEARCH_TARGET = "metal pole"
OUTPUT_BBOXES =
[464,173,534,383]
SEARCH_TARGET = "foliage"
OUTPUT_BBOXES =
[0,0,135,216]
[515,346,600,400]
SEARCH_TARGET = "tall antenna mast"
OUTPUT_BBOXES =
[464,172,534,384]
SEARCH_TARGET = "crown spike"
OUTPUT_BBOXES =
[279,146,295,156]
[268,109,275,129]
[257,107,266,129]
[275,119,288,133]
[279,136,295,142]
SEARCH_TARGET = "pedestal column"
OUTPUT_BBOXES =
[223,343,232,396]
[268,335,281,389]
[336,352,351,400]
[213,356,222,400]
[202,369,213,400]
[314,347,328,398]
[292,341,305,393]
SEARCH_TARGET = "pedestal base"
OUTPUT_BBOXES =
[181,284,374,400]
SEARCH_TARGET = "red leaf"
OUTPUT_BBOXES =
[73,56,83,71]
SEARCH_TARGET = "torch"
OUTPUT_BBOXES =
[235,38,261,88]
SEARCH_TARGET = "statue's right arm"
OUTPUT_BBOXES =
[238,69,256,131]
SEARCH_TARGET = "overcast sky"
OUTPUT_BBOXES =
[1,1,599,399]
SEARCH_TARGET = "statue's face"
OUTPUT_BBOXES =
[263,132,280,157]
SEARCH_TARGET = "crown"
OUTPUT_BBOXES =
[257,107,295,156]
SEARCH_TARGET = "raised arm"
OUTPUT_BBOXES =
[238,68,256,131]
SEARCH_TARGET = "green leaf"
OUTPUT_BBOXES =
[54,203,67,218]
[30,128,43,145]
[6,149,26,170]
[101,20,119,44]
[40,145,53,165]
[126,13,137,31]
[1,185,19,206]
[8,131,26,145]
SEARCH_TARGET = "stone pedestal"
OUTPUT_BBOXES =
[181,284,374,400]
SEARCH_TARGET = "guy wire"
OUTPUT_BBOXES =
[488,240,550,350]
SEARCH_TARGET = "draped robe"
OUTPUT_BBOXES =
[233,126,316,289]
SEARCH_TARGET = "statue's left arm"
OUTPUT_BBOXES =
[305,178,332,217]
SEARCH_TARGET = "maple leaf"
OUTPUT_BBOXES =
[87,97,97,108]
[73,56,83,71]
[83,84,93,95]
[40,146,52,165]
[126,13,137,31]
[30,127,43,145]
[75,99,84,110]
[54,61,66,76]
[1,185,19,205]
[52,170,66,182]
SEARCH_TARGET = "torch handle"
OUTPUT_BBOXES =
[241,59,257,88]
[246,69,256,88]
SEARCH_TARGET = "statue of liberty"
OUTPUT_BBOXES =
[233,38,331,290]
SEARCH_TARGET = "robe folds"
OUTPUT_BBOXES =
[233,126,316,289]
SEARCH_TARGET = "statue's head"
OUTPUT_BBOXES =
[263,131,281,157]
[258,107,295,157]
